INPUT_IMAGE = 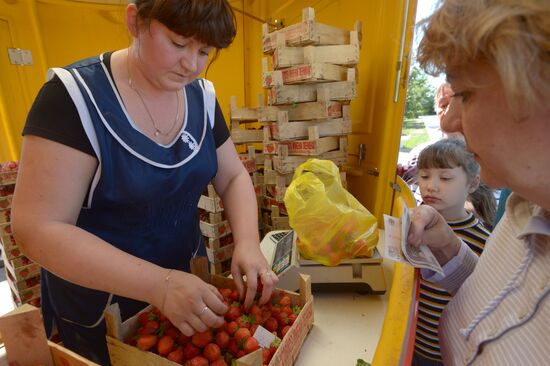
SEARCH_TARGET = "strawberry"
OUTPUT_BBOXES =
[142,320,160,335]
[263,317,278,332]
[203,343,221,362]
[229,289,240,301]
[188,356,209,366]
[234,327,252,344]
[279,295,292,307]
[275,312,289,327]
[280,325,291,338]
[243,336,260,354]
[250,324,259,335]
[215,330,230,349]
[225,303,242,321]
[182,342,200,360]
[227,338,239,354]
[167,348,184,364]
[219,288,233,300]
[136,334,157,351]
[210,359,228,366]
[287,313,298,325]
[262,348,272,364]
[191,330,212,348]
[165,326,181,340]
[157,335,174,356]
[236,315,251,329]
[225,321,238,336]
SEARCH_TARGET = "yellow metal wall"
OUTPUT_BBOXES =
[0,0,416,222]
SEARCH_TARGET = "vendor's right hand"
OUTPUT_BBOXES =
[408,205,462,266]
[159,270,228,337]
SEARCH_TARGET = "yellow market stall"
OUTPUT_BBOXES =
[0,0,419,365]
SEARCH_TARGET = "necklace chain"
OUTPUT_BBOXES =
[127,51,181,138]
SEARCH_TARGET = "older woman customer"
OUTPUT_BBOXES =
[408,0,550,365]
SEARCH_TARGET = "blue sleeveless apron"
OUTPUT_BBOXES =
[41,54,218,365]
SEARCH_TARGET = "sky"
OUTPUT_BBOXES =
[412,0,445,87]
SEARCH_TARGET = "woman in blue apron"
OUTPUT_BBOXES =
[12,1,277,364]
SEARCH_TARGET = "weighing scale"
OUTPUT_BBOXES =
[260,230,386,294]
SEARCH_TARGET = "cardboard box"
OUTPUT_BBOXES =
[0,304,100,366]
[104,257,314,366]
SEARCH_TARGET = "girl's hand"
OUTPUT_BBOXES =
[231,241,278,308]
[408,205,462,266]
[160,270,228,336]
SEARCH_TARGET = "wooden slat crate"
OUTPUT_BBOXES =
[1,233,18,251]
[104,257,314,366]
[10,282,40,306]
[0,304,100,366]
[206,242,235,264]
[266,108,352,140]
[0,195,12,209]
[264,134,345,156]
[230,120,264,144]
[259,100,344,122]
[0,221,12,236]
[269,151,348,175]
[0,161,18,186]
[229,95,261,121]
[0,183,15,198]
[263,61,353,87]
[199,209,224,224]
[197,194,224,213]
[272,31,360,69]
[0,208,10,224]
[2,249,41,283]
[199,219,232,239]
[261,206,291,231]
[259,195,288,216]
[262,7,357,53]
[268,80,356,105]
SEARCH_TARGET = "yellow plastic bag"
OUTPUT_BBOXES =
[284,159,378,266]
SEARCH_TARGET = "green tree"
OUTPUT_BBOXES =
[404,66,436,119]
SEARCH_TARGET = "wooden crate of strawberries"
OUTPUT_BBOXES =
[105,258,314,366]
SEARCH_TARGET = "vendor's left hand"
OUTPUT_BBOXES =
[231,241,278,308]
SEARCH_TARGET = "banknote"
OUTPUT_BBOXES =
[383,206,443,274]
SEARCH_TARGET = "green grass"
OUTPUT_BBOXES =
[400,118,429,152]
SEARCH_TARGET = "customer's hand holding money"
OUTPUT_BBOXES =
[384,206,444,274]
[407,205,462,266]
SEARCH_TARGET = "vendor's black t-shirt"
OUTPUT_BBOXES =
[23,52,230,157]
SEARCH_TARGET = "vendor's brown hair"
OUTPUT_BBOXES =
[133,0,236,74]
[417,0,550,111]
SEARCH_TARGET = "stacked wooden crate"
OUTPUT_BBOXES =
[0,161,41,308]
[198,184,233,275]
[260,7,359,234]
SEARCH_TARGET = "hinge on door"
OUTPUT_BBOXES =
[7,48,33,66]
[389,182,401,192]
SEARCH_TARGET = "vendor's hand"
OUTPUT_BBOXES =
[231,241,278,308]
[160,270,228,337]
[408,205,462,266]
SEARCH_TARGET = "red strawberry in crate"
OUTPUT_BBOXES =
[136,334,157,351]
[157,335,175,356]
[167,348,184,363]
[203,343,221,362]
[188,356,209,366]
[182,342,200,360]
[243,336,260,354]
[210,359,228,366]
[191,329,212,348]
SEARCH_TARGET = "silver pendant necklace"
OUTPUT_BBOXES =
[127,51,181,138]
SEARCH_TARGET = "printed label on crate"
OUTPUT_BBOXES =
[253,325,279,348]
